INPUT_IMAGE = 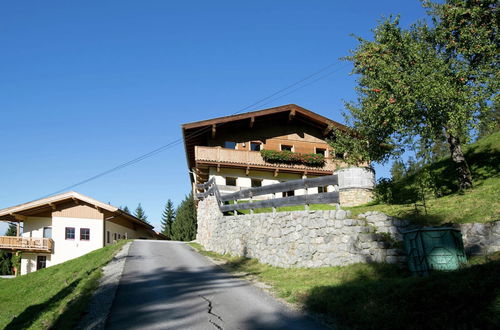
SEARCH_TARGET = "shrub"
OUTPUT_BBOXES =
[260,150,325,167]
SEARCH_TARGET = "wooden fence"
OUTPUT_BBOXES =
[196,175,339,214]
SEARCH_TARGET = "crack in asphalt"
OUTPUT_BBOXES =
[199,295,224,329]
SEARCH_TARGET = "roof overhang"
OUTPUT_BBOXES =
[0,191,155,231]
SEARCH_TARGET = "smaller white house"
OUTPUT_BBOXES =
[0,191,159,275]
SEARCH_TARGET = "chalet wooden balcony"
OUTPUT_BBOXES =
[0,236,54,253]
[195,146,338,174]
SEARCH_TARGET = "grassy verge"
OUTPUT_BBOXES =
[346,175,500,225]
[0,240,128,329]
[189,242,500,329]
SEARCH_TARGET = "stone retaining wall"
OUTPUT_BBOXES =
[196,196,500,268]
[197,196,409,268]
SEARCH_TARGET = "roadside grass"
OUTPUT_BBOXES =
[346,175,500,225]
[189,242,500,329]
[0,240,128,330]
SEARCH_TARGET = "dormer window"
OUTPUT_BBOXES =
[224,141,237,149]
[281,145,293,152]
[315,148,327,156]
[250,142,262,151]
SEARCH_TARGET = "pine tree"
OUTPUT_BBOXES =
[390,160,406,182]
[133,203,149,223]
[171,194,197,241]
[161,199,175,239]
[122,206,131,214]
[0,223,17,275]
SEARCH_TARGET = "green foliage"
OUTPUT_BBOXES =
[133,203,148,223]
[350,131,500,225]
[161,199,175,239]
[329,0,498,189]
[0,241,127,329]
[260,149,325,166]
[390,160,406,181]
[120,205,131,214]
[0,223,17,275]
[171,194,197,241]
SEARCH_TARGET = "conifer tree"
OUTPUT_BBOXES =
[122,206,130,214]
[161,199,175,239]
[134,203,149,223]
[0,223,17,275]
[171,194,197,241]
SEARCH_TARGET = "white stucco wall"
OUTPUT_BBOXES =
[208,167,333,198]
[105,221,138,245]
[50,216,104,265]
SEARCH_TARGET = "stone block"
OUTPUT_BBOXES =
[336,210,347,220]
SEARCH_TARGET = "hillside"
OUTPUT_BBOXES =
[349,131,500,225]
[0,241,127,329]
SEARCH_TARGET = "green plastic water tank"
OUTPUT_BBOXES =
[403,227,467,276]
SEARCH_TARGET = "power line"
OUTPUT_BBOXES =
[40,61,348,198]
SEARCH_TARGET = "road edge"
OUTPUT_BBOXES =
[77,241,133,330]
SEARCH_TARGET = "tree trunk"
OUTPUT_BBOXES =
[445,129,473,190]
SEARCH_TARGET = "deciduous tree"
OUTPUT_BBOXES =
[329,0,498,190]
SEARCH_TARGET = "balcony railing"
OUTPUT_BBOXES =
[195,146,338,172]
[0,236,54,253]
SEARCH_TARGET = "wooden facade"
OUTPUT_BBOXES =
[182,104,349,193]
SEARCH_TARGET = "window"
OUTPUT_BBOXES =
[223,141,237,149]
[315,148,326,156]
[80,228,90,241]
[37,256,47,270]
[225,177,237,186]
[250,142,262,151]
[114,233,117,241]
[283,190,295,197]
[65,227,75,240]
[106,231,110,244]
[43,227,52,239]
[251,179,262,187]
[281,145,293,151]
[318,186,328,193]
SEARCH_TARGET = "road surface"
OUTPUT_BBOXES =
[106,240,329,330]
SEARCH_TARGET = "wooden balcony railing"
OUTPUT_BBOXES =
[195,146,338,172]
[0,236,54,253]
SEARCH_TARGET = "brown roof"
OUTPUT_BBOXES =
[0,191,155,231]
[181,104,347,170]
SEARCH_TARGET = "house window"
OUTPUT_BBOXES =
[315,148,327,156]
[43,227,52,239]
[37,256,47,270]
[318,186,328,193]
[225,177,237,186]
[114,233,117,241]
[281,145,293,151]
[223,141,237,149]
[283,190,295,197]
[107,231,110,243]
[250,142,262,151]
[80,228,90,241]
[65,227,75,240]
[251,179,262,187]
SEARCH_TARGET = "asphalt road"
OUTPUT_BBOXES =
[106,240,329,330]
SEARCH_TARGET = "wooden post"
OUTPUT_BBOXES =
[16,222,20,237]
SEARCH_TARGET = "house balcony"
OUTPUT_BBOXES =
[194,146,339,175]
[0,236,54,253]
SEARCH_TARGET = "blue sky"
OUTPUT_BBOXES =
[0,1,428,233]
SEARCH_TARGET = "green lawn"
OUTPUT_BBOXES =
[0,240,128,330]
[189,242,500,329]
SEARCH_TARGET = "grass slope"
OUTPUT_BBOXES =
[189,243,500,329]
[348,131,500,225]
[0,240,127,330]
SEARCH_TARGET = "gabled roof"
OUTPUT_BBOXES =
[182,104,347,131]
[0,191,154,230]
[181,104,348,170]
